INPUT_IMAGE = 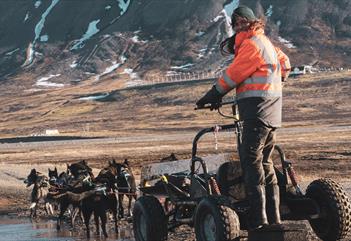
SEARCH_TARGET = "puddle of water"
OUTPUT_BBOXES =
[0,216,134,241]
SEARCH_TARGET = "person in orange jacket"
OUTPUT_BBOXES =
[196,6,291,230]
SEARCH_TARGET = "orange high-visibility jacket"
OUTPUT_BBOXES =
[215,28,291,100]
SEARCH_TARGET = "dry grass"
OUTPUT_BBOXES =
[0,70,350,178]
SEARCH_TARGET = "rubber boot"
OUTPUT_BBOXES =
[266,184,281,225]
[248,185,268,230]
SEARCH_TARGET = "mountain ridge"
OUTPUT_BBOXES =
[0,0,350,89]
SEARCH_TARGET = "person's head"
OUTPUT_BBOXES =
[231,5,264,32]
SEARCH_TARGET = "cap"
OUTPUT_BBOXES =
[231,5,257,25]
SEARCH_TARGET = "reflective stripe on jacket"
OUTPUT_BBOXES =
[215,28,290,100]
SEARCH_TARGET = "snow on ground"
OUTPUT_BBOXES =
[40,35,48,42]
[71,19,101,50]
[195,31,205,37]
[34,0,42,8]
[223,0,239,16]
[22,0,60,67]
[5,48,20,56]
[170,63,194,70]
[130,35,148,44]
[213,15,224,23]
[35,74,63,88]
[166,71,178,76]
[130,31,148,44]
[117,0,131,15]
[197,48,207,59]
[22,43,34,67]
[120,55,127,63]
[278,36,297,49]
[70,60,78,68]
[34,52,43,57]
[23,12,29,22]
[207,47,215,56]
[101,61,121,76]
[122,68,144,87]
[123,68,139,80]
[222,0,240,37]
[265,5,273,17]
[94,55,127,81]
[34,0,60,43]
[79,93,109,101]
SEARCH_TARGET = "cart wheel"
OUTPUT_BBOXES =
[306,178,351,241]
[133,196,168,241]
[216,161,246,201]
[195,196,240,241]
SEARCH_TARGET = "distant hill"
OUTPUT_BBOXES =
[0,0,350,88]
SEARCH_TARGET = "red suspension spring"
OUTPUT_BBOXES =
[210,177,221,195]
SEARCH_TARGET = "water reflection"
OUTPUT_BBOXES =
[0,216,134,241]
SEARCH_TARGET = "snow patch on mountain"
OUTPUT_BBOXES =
[71,19,101,50]
[22,0,60,67]
[23,12,29,22]
[278,36,296,49]
[79,93,109,101]
[213,15,224,23]
[70,60,78,68]
[265,5,273,17]
[5,48,20,56]
[131,35,148,44]
[94,55,127,81]
[117,0,131,15]
[224,0,239,16]
[195,31,205,37]
[123,68,139,80]
[223,0,239,37]
[34,0,60,43]
[34,1,42,8]
[170,63,194,70]
[197,48,207,59]
[40,35,49,42]
[101,61,121,76]
[35,74,63,87]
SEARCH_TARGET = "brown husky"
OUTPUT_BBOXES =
[24,169,54,218]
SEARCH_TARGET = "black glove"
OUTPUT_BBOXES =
[196,86,223,110]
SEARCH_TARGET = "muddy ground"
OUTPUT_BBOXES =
[0,71,350,240]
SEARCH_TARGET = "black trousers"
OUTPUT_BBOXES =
[240,120,278,189]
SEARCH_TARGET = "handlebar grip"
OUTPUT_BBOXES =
[195,99,237,110]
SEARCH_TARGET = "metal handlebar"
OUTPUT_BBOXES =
[194,99,237,110]
[195,99,239,120]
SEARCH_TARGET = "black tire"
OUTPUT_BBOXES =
[194,196,240,241]
[216,145,285,200]
[216,161,246,201]
[133,196,168,241]
[216,162,235,196]
[306,178,351,241]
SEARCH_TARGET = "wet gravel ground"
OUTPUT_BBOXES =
[0,216,325,241]
[0,180,350,241]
